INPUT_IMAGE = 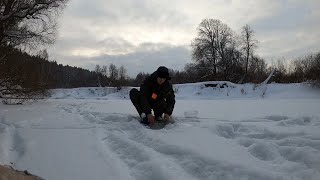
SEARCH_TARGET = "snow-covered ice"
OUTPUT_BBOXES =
[1,82,320,180]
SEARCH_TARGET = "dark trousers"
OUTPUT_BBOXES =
[129,88,166,118]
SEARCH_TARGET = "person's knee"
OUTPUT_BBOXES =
[130,88,140,103]
[130,88,138,98]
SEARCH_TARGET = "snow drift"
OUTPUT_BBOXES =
[0,82,320,180]
[49,81,320,100]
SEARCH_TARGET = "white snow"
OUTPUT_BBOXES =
[0,82,320,180]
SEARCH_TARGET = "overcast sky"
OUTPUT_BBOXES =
[48,0,320,77]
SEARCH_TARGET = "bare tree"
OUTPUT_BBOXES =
[214,21,234,79]
[270,59,288,83]
[119,65,127,80]
[191,19,235,80]
[290,53,320,84]
[101,65,108,77]
[109,63,118,85]
[191,19,218,78]
[37,49,49,60]
[311,53,320,84]
[239,24,258,83]
[134,72,148,86]
[94,65,102,87]
[0,0,68,47]
[250,55,267,83]
[94,64,101,73]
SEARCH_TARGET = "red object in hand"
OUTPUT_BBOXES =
[164,113,170,121]
[147,114,156,124]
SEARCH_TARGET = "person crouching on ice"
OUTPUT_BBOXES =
[130,66,176,125]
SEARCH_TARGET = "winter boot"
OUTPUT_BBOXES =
[140,113,149,125]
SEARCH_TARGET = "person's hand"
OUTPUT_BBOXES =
[163,113,170,122]
[147,114,155,125]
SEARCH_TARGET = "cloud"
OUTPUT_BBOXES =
[48,0,320,76]
[252,0,320,61]
[49,42,192,77]
[257,29,320,60]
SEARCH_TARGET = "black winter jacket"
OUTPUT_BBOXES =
[140,72,175,115]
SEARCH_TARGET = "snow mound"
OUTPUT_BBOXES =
[49,82,320,100]
[49,86,132,99]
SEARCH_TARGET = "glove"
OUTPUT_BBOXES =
[163,113,170,122]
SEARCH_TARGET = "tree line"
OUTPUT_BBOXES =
[0,47,101,88]
[190,19,264,83]
[177,19,320,85]
[95,19,319,86]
